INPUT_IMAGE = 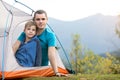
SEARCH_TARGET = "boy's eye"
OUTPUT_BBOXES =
[32,29,36,31]
[27,28,30,30]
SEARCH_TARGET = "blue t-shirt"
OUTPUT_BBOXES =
[18,27,56,66]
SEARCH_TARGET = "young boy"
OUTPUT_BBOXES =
[13,21,42,67]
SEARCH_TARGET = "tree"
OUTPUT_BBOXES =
[70,34,120,74]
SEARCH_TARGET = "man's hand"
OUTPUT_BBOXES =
[55,72,68,77]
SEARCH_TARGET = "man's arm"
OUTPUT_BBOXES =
[48,47,58,74]
[12,40,21,54]
[48,47,68,77]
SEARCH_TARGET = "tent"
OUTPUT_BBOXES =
[0,0,73,79]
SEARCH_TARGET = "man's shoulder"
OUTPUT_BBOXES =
[45,28,55,35]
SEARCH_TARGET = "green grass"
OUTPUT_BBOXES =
[22,74,120,80]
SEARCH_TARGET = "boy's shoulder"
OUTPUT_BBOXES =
[32,36,40,42]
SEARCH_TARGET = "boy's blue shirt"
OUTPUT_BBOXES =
[18,27,56,66]
[15,36,42,67]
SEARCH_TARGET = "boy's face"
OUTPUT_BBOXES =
[24,25,36,38]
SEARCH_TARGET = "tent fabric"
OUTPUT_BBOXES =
[2,67,68,79]
[0,0,69,79]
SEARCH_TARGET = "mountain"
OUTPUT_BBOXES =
[47,13,120,56]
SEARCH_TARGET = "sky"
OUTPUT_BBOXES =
[3,0,120,21]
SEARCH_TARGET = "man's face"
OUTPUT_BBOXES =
[34,13,48,30]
